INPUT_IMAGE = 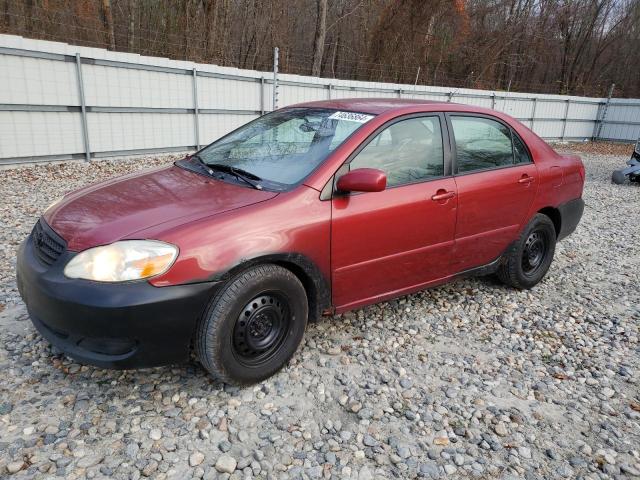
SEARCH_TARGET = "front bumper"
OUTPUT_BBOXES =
[16,232,219,369]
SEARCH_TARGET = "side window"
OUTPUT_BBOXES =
[450,116,514,173]
[512,131,532,164]
[349,116,444,187]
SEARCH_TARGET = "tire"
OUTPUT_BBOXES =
[196,264,308,385]
[611,169,627,184]
[497,214,556,289]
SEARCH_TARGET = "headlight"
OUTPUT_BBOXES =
[63,240,178,282]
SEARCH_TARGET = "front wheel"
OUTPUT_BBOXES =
[196,264,308,384]
[497,214,556,289]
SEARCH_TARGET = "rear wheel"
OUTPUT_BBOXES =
[196,264,308,384]
[497,214,556,289]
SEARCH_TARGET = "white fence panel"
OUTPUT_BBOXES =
[197,76,261,111]
[533,120,564,139]
[88,113,195,153]
[198,113,259,146]
[0,55,79,106]
[565,121,595,139]
[279,84,326,105]
[608,100,640,122]
[461,96,495,109]
[0,111,84,158]
[503,99,535,119]
[572,102,600,119]
[535,100,565,119]
[1,33,639,165]
[82,64,193,109]
[600,99,640,141]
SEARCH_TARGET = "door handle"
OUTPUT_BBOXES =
[518,175,535,184]
[431,190,456,201]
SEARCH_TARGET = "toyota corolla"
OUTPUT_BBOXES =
[16,99,585,384]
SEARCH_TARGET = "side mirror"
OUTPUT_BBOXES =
[336,168,387,193]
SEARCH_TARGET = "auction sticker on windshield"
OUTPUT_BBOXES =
[328,111,375,123]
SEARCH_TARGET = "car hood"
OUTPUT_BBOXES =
[44,164,277,251]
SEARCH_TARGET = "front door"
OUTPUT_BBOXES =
[330,115,457,310]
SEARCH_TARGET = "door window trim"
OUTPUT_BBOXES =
[324,112,452,199]
[445,113,534,177]
[510,128,534,165]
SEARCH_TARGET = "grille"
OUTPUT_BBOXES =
[31,219,66,266]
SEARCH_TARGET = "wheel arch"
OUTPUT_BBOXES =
[538,206,561,238]
[212,253,331,323]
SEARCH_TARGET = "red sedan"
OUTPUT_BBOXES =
[16,99,585,384]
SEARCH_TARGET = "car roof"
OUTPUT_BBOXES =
[288,98,464,115]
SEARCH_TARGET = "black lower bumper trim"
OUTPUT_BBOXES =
[17,233,220,369]
[30,312,140,364]
[557,198,585,241]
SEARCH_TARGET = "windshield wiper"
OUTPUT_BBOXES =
[187,155,263,190]
[207,163,263,190]
[188,153,216,175]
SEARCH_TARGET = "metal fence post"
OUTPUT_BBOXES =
[491,93,496,109]
[192,68,200,150]
[272,47,279,111]
[530,97,537,132]
[327,83,332,100]
[448,91,454,102]
[75,53,91,162]
[561,99,570,141]
[260,76,265,115]
[594,83,615,140]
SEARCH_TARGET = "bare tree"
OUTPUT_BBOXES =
[1,0,639,97]
[101,0,115,50]
[312,0,327,76]
[127,0,135,52]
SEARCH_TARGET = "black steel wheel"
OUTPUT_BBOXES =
[521,230,550,278]
[232,293,291,366]
[196,264,308,385]
[497,213,556,289]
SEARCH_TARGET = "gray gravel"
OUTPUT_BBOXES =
[0,150,639,479]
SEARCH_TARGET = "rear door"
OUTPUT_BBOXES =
[330,114,457,310]
[447,114,538,271]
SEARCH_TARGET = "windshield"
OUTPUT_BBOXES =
[193,108,375,189]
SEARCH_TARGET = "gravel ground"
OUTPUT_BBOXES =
[549,142,634,157]
[0,150,639,479]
